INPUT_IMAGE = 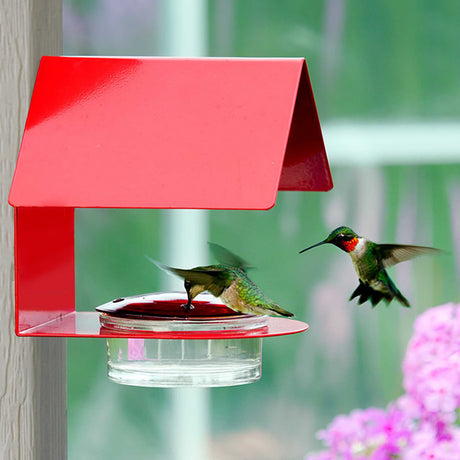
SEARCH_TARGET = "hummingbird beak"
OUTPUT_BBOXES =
[299,241,327,254]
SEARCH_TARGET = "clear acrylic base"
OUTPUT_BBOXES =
[106,337,262,387]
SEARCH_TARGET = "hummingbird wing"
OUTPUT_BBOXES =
[208,242,253,271]
[145,256,232,297]
[163,266,232,297]
[378,244,442,268]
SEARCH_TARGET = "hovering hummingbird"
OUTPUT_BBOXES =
[146,243,294,317]
[299,226,442,308]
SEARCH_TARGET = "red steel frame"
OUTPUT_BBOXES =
[9,56,332,338]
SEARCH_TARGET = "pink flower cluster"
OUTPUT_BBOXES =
[306,303,460,460]
[307,406,412,460]
[403,303,460,423]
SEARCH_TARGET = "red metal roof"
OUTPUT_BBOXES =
[9,56,331,210]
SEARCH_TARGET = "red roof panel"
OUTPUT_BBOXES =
[9,56,331,209]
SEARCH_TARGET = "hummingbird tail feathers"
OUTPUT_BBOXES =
[350,282,375,305]
[385,274,410,307]
[265,303,294,317]
[388,278,410,307]
[350,280,410,308]
[394,291,410,308]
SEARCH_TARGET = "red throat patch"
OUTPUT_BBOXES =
[341,237,359,253]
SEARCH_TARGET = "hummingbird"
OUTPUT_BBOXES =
[299,226,442,308]
[146,243,294,317]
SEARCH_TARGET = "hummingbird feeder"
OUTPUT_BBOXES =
[9,56,332,387]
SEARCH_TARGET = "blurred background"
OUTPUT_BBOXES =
[64,1,460,459]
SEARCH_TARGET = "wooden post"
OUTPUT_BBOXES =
[0,1,67,459]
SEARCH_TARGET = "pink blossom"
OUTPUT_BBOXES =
[306,406,411,459]
[306,304,460,459]
[403,303,460,423]
[404,423,460,460]
[304,451,335,460]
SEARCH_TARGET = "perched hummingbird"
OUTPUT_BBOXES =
[146,243,294,317]
[299,226,442,308]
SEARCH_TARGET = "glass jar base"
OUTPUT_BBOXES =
[106,336,263,388]
[107,358,261,387]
